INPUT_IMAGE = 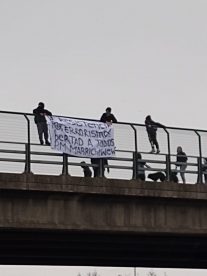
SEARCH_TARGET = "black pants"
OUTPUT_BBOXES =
[91,158,106,177]
[137,174,145,181]
[36,122,49,144]
[148,132,159,150]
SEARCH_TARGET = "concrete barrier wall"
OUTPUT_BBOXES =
[0,173,207,234]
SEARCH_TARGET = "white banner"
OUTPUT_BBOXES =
[46,116,116,158]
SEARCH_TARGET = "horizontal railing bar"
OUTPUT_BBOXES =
[31,160,63,165]
[107,157,133,162]
[115,149,134,154]
[0,158,25,163]
[0,141,26,145]
[140,152,167,157]
[171,162,198,166]
[31,153,133,162]
[140,160,167,165]
[103,165,132,170]
[30,143,51,147]
[0,145,201,162]
[175,170,198,174]
[0,149,25,154]
[1,110,207,133]
[31,151,63,157]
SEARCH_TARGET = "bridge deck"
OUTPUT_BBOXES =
[0,173,207,268]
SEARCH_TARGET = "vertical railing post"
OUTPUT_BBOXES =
[62,153,69,175]
[99,158,104,177]
[23,114,31,173]
[195,131,203,184]
[130,124,138,179]
[164,128,171,181]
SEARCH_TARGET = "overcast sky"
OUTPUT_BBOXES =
[0,0,207,274]
[0,0,207,129]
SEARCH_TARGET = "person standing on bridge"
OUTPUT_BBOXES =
[100,107,117,124]
[33,102,52,145]
[176,146,188,184]
[99,107,116,176]
[91,158,109,177]
[145,115,165,154]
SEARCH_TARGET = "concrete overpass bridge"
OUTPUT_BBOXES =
[1,173,207,269]
[0,111,207,268]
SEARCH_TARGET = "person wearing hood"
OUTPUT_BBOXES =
[33,102,52,145]
[145,115,165,154]
[100,107,117,124]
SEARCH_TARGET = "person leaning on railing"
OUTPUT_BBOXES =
[176,146,188,184]
[33,102,52,145]
[98,107,117,177]
[100,107,117,124]
[145,115,165,154]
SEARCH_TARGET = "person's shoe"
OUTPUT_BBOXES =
[40,141,44,145]
[45,141,50,146]
[150,149,155,154]
[156,149,160,154]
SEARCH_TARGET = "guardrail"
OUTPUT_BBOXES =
[0,110,206,184]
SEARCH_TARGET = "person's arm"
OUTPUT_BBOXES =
[45,110,52,116]
[155,121,165,128]
[111,114,117,123]
[33,108,37,115]
[184,152,188,162]
[145,164,151,169]
[175,155,179,169]
[151,119,165,128]
[100,113,105,122]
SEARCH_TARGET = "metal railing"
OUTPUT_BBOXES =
[0,110,207,184]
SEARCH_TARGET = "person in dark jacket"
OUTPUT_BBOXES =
[100,107,117,124]
[80,161,92,177]
[99,107,116,175]
[176,146,188,184]
[91,158,109,177]
[145,115,165,154]
[33,102,52,145]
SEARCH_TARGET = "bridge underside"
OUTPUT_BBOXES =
[0,229,207,269]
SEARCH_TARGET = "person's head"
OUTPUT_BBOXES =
[145,115,151,122]
[38,102,45,108]
[80,161,86,169]
[106,107,111,115]
[177,146,182,153]
[137,152,142,159]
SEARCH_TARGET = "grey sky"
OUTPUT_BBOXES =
[0,0,207,274]
[0,0,207,129]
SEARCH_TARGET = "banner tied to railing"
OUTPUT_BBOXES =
[46,116,116,158]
